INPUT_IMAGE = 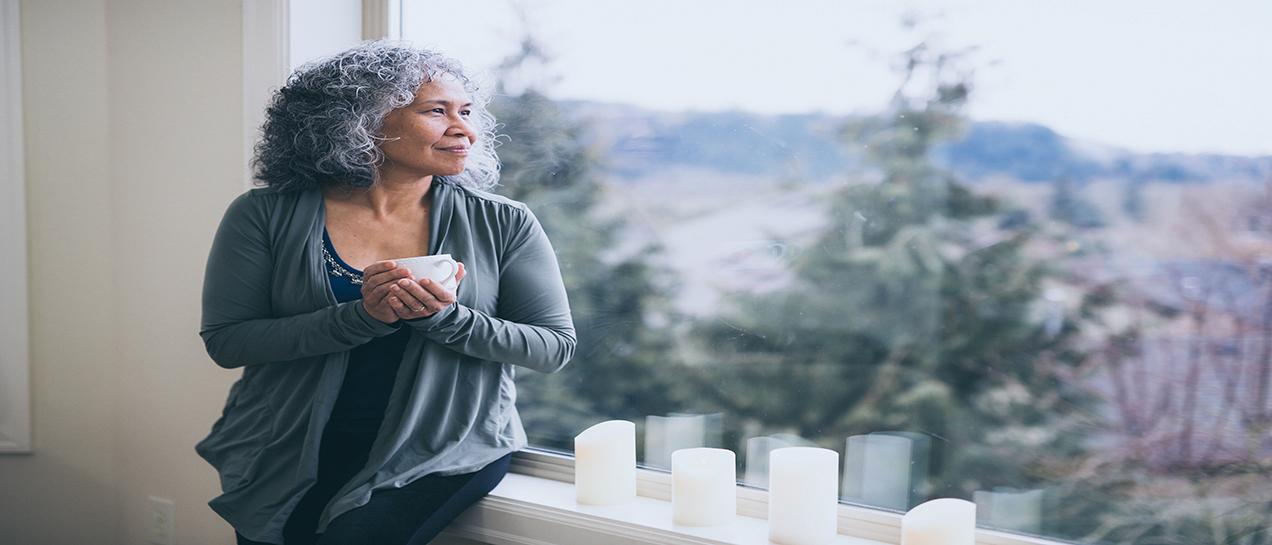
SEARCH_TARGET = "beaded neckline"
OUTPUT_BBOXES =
[322,231,364,286]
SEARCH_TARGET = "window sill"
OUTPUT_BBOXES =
[442,472,886,545]
[439,450,1061,545]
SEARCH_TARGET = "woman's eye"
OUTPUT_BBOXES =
[460,110,472,117]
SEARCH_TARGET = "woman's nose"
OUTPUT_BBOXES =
[449,118,475,141]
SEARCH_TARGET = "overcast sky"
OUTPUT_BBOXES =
[402,0,1272,156]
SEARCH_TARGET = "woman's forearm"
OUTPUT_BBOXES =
[200,300,398,369]
[403,304,576,373]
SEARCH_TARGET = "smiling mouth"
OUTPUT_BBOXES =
[439,147,470,154]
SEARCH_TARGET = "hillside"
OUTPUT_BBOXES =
[562,100,1272,184]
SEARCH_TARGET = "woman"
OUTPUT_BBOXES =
[196,42,576,545]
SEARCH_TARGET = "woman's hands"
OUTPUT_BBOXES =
[361,261,414,324]
[387,261,465,320]
[361,261,466,323]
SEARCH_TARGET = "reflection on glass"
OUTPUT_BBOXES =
[842,431,932,510]
[403,2,1272,543]
[643,413,722,470]
[974,488,1045,533]
[742,433,814,487]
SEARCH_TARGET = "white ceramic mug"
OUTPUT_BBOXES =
[395,254,459,291]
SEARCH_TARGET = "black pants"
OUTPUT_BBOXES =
[236,428,512,545]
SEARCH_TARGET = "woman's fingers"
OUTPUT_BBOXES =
[363,260,466,322]
[363,261,410,290]
[387,295,422,318]
[363,261,394,275]
[414,277,457,305]
[384,278,424,308]
[387,276,457,317]
[358,278,398,322]
[363,260,463,320]
[387,287,434,320]
[362,260,396,282]
[363,272,404,301]
[364,282,391,305]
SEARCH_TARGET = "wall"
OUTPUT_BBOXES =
[106,0,245,542]
[0,0,244,543]
[0,0,118,543]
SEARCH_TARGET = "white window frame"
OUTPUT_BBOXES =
[438,450,1059,545]
[0,0,31,455]
[245,2,1068,543]
[242,0,290,187]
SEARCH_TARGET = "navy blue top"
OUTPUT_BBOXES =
[323,229,411,432]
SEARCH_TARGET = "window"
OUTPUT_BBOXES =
[403,1,1272,544]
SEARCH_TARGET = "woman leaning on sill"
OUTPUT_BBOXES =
[195,41,576,545]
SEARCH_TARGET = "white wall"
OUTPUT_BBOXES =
[1,1,119,542]
[106,0,245,543]
[0,0,243,543]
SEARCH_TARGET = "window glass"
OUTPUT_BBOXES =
[403,2,1272,543]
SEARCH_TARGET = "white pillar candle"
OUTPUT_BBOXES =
[743,434,812,486]
[901,498,977,545]
[672,448,736,527]
[768,447,840,545]
[574,420,636,505]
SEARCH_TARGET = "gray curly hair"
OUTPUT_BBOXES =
[252,41,500,192]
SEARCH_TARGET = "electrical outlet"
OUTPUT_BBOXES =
[148,495,175,545]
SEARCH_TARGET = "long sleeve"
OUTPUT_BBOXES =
[404,208,577,374]
[199,191,399,369]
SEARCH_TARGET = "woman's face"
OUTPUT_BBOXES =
[377,75,477,178]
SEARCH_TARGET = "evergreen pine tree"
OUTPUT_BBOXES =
[690,42,1099,506]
